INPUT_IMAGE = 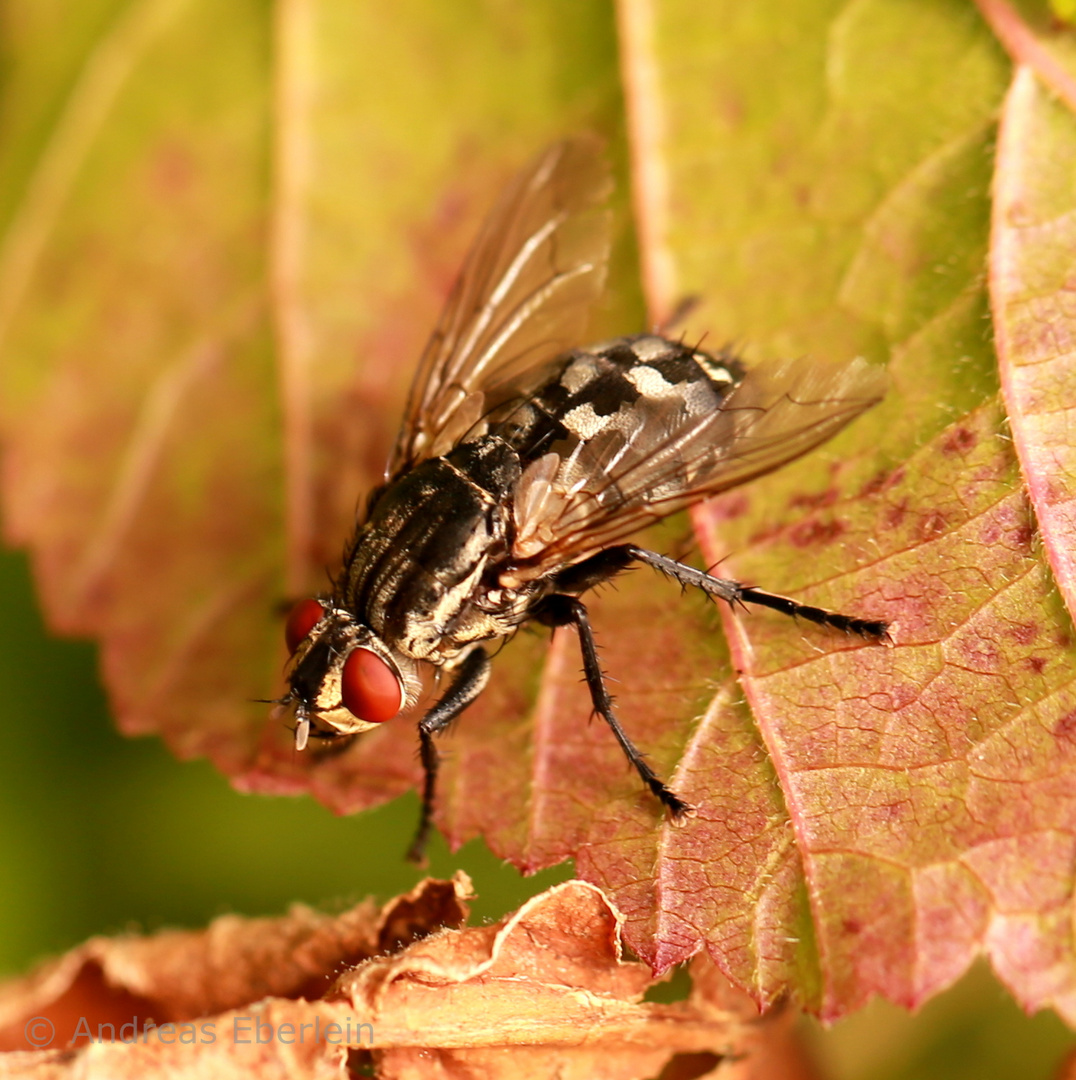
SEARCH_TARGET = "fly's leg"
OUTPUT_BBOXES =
[406,646,491,865]
[628,545,891,639]
[533,593,694,820]
[551,544,890,641]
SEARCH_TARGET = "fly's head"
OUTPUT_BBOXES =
[279,598,420,750]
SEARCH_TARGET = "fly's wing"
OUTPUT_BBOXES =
[508,344,885,576]
[390,136,612,474]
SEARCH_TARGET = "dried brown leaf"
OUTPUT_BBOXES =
[0,879,812,1080]
[0,875,471,1052]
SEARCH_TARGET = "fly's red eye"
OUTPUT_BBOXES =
[285,598,325,654]
[340,647,403,723]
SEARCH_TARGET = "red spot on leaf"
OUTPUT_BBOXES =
[859,470,891,498]
[941,427,977,455]
[788,487,838,510]
[1027,656,1047,675]
[1011,524,1034,549]
[885,498,909,530]
[1008,621,1038,646]
[842,918,862,936]
[788,517,845,547]
[1054,710,1076,744]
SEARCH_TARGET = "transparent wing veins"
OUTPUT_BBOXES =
[510,356,886,573]
[391,136,612,474]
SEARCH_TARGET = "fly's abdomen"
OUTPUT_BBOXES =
[487,336,742,467]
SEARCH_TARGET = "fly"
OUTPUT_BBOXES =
[276,136,890,861]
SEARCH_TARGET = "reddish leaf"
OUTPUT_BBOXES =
[708,401,1076,1021]
[992,66,1076,624]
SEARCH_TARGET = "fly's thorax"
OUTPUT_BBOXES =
[286,605,421,741]
[336,442,521,663]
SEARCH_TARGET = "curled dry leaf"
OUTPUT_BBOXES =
[0,879,809,1080]
[0,874,473,1053]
